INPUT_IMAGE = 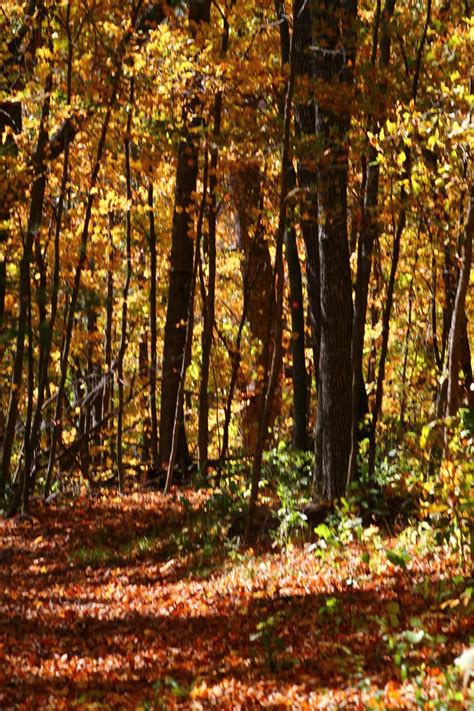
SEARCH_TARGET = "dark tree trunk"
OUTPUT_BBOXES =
[228,162,275,452]
[158,138,197,473]
[276,1,308,451]
[293,0,323,476]
[117,79,134,492]
[139,332,151,464]
[446,185,473,416]
[103,217,115,466]
[1,77,51,499]
[348,0,395,484]
[311,1,358,499]
[198,16,227,473]
[158,0,211,475]
[164,151,209,492]
[246,11,296,541]
[147,183,159,472]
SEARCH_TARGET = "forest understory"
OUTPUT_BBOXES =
[1,0,473,707]
[0,487,472,710]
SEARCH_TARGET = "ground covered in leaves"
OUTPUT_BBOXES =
[0,490,472,709]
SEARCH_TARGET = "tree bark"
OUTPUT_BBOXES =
[228,161,275,452]
[348,0,395,486]
[246,6,296,540]
[1,75,51,499]
[276,1,308,451]
[198,14,228,474]
[147,183,159,472]
[158,0,211,475]
[313,0,358,499]
[446,184,473,416]
[117,79,134,492]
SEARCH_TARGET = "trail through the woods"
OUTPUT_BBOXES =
[0,491,471,709]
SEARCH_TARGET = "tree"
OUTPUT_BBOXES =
[312,0,358,498]
[157,0,211,477]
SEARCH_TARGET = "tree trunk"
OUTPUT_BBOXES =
[1,76,51,499]
[103,218,115,466]
[446,184,473,416]
[293,0,324,479]
[44,37,128,498]
[276,1,308,451]
[228,161,275,452]
[147,183,159,472]
[158,0,211,475]
[198,16,227,473]
[313,1,357,499]
[348,0,396,485]
[368,0,431,478]
[246,8,296,540]
[117,78,134,492]
[164,152,209,492]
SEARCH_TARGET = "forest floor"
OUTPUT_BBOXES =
[0,489,472,709]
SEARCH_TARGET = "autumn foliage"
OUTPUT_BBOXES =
[0,0,472,706]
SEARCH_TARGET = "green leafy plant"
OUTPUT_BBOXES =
[250,614,285,672]
[263,444,314,543]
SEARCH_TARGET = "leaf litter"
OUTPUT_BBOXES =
[0,490,472,709]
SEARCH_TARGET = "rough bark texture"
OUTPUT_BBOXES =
[228,162,275,451]
[157,0,210,473]
[314,0,357,499]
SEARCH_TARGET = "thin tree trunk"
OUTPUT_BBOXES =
[198,11,229,474]
[44,28,130,498]
[292,0,323,476]
[16,3,74,506]
[348,0,395,487]
[1,76,51,499]
[368,0,431,478]
[14,261,35,515]
[164,154,209,493]
[117,78,134,492]
[147,183,159,472]
[158,0,211,475]
[276,1,308,451]
[446,184,473,416]
[103,218,115,465]
[138,332,151,464]
[246,12,296,540]
[399,245,419,430]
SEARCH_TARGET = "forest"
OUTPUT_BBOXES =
[0,0,473,707]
